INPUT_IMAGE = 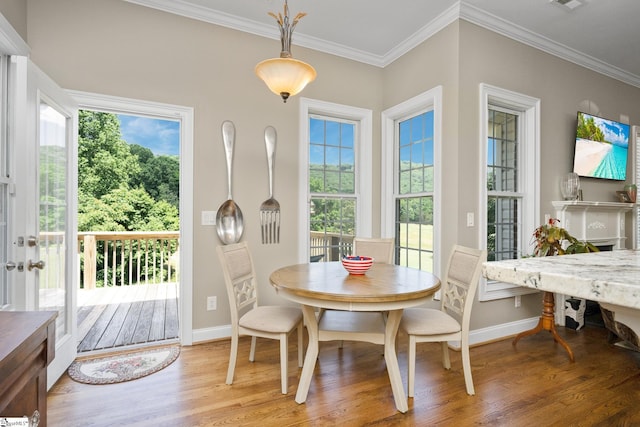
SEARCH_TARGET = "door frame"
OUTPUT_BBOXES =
[1,13,82,387]
[69,90,194,346]
[0,11,29,311]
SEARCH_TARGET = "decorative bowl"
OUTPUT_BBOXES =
[341,256,374,275]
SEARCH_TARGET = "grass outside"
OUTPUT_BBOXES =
[398,223,434,272]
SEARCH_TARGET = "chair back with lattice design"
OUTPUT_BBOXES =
[353,237,394,264]
[216,242,259,326]
[440,245,487,327]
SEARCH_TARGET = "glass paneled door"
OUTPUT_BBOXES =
[25,59,78,387]
[0,55,12,310]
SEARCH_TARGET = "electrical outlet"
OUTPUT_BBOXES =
[207,296,217,311]
[515,295,521,308]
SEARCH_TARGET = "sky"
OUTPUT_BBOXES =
[118,114,180,156]
[582,112,630,148]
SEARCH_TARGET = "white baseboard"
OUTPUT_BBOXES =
[470,316,540,345]
[448,316,540,350]
[190,324,232,344]
[189,316,540,349]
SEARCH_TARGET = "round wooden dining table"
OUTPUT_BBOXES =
[269,261,441,413]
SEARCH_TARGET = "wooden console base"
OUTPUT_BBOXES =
[512,291,575,362]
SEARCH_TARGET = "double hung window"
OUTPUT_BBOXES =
[486,107,521,262]
[382,87,442,274]
[299,99,372,263]
[309,116,357,260]
[395,111,435,271]
[479,84,540,300]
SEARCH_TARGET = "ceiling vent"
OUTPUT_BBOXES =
[550,0,583,10]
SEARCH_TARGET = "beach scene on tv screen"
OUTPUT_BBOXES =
[573,112,630,180]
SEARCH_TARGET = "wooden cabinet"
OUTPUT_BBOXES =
[0,311,56,426]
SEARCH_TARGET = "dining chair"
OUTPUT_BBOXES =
[351,237,394,323]
[216,241,304,394]
[400,245,487,397]
[319,237,394,347]
[352,237,394,264]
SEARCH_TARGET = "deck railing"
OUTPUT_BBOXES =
[78,231,180,289]
[309,232,354,262]
[72,231,350,352]
[76,231,349,288]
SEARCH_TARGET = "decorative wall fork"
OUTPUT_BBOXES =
[260,126,280,244]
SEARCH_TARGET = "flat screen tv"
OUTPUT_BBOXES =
[572,111,630,181]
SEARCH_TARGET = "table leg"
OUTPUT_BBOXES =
[295,304,319,404]
[385,309,408,413]
[512,291,575,362]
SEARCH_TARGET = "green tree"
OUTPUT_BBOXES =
[78,110,180,232]
[78,111,140,199]
[99,187,179,231]
[39,145,67,230]
[130,144,180,208]
[78,192,123,231]
[577,113,606,143]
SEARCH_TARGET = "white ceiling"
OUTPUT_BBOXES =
[125,0,640,87]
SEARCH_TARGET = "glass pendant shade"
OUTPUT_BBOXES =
[256,0,316,102]
[255,57,316,102]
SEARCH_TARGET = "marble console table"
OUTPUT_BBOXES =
[551,200,635,325]
[483,250,640,356]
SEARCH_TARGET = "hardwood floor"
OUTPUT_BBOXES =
[48,325,640,426]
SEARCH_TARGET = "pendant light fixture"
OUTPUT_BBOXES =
[255,0,317,103]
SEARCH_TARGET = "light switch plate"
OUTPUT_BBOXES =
[466,212,474,227]
[202,211,216,225]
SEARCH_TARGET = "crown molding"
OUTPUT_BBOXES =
[123,0,385,66]
[124,0,640,88]
[379,2,461,67]
[124,0,272,38]
[458,2,640,88]
[0,12,29,55]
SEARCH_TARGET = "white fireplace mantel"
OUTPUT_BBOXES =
[552,200,635,325]
[552,200,635,250]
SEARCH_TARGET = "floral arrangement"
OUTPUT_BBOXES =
[531,218,599,257]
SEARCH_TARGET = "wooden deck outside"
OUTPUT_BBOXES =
[77,282,179,353]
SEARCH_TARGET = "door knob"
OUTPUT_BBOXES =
[27,260,45,271]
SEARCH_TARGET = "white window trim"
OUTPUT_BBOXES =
[381,86,442,277]
[298,97,373,264]
[67,90,195,344]
[478,83,540,300]
[633,125,640,249]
